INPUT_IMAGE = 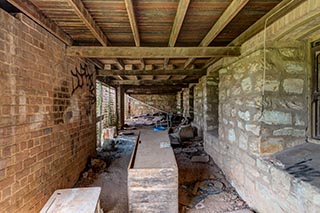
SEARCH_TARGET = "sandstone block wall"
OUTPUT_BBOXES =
[202,0,320,212]
[0,11,96,212]
[128,94,177,116]
[193,74,219,138]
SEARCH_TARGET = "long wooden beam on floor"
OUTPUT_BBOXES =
[164,0,191,68]
[184,0,249,68]
[97,69,206,76]
[66,46,240,58]
[7,0,73,45]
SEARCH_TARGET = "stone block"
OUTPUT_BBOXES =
[264,80,280,92]
[245,124,260,136]
[272,127,305,137]
[285,62,304,74]
[239,131,248,150]
[241,77,252,91]
[238,110,250,121]
[283,79,304,94]
[262,110,292,125]
[228,128,236,143]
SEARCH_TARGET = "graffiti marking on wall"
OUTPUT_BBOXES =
[285,159,320,182]
[71,63,96,104]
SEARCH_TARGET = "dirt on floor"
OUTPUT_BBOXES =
[75,127,253,213]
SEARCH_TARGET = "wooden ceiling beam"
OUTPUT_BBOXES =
[97,69,206,76]
[66,46,240,58]
[7,0,73,45]
[184,0,249,68]
[109,79,198,86]
[164,0,190,68]
[124,0,140,47]
[124,0,145,69]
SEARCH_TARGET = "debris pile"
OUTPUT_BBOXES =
[76,133,137,188]
[76,157,107,187]
[125,112,185,128]
[171,130,252,213]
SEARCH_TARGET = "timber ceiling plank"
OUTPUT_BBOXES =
[164,0,190,68]
[7,0,73,45]
[184,0,249,69]
[66,46,241,58]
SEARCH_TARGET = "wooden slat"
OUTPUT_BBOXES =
[164,0,190,68]
[97,69,206,76]
[7,0,73,45]
[66,46,240,58]
[66,0,109,46]
[110,79,198,86]
[184,0,249,68]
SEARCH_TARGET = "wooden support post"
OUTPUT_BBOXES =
[116,86,125,130]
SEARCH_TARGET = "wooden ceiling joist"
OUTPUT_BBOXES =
[124,0,145,69]
[124,0,140,47]
[109,79,198,86]
[184,0,249,68]
[66,46,241,58]
[66,0,125,70]
[7,0,73,45]
[97,69,206,76]
[164,0,191,68]
[66,0,109,46]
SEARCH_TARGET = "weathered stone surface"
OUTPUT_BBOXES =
[238,110,250,121]
[279,48,299,58]
[228,128,236,143]
[264,80,280,92]
[241,77,252,91]
[273,127,305,137]
[285,62,304,74]
[245,124,260,136]
[239,131,248,150]
[262,110,292,125]
[283,79,304,94]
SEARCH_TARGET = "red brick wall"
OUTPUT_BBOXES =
[0,10,96,212]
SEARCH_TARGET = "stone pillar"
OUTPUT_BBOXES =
[116,85,125,129]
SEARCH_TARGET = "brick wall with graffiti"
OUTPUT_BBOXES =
[0,11,96,212]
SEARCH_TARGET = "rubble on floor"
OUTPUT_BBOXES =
[125,112,185,128]
[172,134,253,213]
